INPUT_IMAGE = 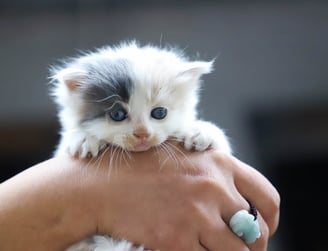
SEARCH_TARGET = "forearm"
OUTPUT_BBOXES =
[0,157,97,251]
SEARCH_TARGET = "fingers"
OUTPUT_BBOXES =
[196,187,267,251]
[213,153,280,236]
[232,156,280,236]
[201,151,278,251]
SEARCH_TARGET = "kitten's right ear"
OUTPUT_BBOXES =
[177,60,214,82]
[53,68,87,91]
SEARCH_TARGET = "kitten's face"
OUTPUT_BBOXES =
[81,82,183,152]
[52,42,213,152]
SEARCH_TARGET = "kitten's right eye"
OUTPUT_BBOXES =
[109,108,127,122]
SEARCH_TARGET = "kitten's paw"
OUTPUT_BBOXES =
[184,128,211,151]
[64,131,105,158]
[184,128,215,151]
[183,121,232,153]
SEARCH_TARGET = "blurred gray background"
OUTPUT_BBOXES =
[1,1,327,250]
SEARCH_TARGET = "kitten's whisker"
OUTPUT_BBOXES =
[122,148,132,169]
[81,152,101,171]
[118,147,127,170]
[158,142,180,170]
[165,141,196,171]
[113,146,122,174]
[164,142,181,169]
[108,144,119,177]
[81,156,94,169]
[93,146,111,178]
[155,145,170,170]
[111,145,125,178]
[77,147,110,182]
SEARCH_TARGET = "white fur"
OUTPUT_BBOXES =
[50,41,232,250]
[66,236,146,251]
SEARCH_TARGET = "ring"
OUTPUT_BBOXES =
[229,200,261,244]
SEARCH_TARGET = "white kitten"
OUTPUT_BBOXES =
[50,41,232,251]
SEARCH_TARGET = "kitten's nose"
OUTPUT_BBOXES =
[133,129,150,141]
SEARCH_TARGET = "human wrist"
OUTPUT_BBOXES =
[0,157,97,251]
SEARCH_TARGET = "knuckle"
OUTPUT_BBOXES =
[265,188,281,235]
[168,236,194,251]
[148,224,182,248]
[265,184,281,216]
[271,190,281,214]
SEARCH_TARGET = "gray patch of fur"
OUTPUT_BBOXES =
[77,59,134,122]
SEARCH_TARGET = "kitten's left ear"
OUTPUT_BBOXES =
[177,60,214,81]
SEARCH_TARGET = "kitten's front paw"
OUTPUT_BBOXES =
[64,131,106,158]
[184,128,212,151]
[183,121,232,153]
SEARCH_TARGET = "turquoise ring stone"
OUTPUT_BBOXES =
[229,209,261,244]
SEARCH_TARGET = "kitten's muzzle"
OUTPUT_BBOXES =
[133,127,151,141]
[133,131,150,141]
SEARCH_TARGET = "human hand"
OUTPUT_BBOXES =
[85,143,280,251]
[0,142,279,251]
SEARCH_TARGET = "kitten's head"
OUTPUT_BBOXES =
[50,41,213,152]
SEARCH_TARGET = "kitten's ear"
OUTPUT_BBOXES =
[177,60,214,81]
[53,68,87,91]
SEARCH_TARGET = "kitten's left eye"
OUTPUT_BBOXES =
[151,107,167,120]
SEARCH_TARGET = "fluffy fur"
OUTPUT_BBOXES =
[50,41,231,250]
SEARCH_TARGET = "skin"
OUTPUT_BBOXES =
[0,143,280,251]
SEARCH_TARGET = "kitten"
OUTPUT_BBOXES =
[50,41,232,251]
